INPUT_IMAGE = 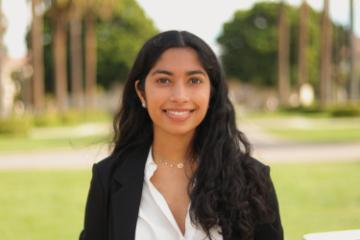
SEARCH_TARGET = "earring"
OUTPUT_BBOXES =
[142,102,146,108]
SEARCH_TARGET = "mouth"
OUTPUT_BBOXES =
[162,109,195,121]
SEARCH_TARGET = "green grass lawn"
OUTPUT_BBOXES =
[240,112,360,142]
[271,161,360,239]
[0,162,359,240]
[0,170,91,240]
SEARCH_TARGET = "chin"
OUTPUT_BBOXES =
[166,128,196,137]
[155,124,197,137]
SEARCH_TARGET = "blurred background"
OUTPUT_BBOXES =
[0,0,359,239]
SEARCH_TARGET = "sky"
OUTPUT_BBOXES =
[1,0,360,58]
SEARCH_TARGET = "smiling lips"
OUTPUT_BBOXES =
[162,109,195,122]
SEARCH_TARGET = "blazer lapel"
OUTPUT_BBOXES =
[110,144,150,240]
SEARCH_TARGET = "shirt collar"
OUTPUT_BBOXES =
[144,146,158,181]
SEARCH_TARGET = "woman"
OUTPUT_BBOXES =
[80,30,283,240]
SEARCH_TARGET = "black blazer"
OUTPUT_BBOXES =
[79,143,283,240]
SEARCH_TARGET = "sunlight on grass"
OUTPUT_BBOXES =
[271,162,360,239]
[266,128,360,142]
[238,112,360,142]
[0,170,91,240]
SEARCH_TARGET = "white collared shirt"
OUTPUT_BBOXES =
[135,147,223,240]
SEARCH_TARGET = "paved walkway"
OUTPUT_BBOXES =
[0,145,110,169]
[0,123,359,169]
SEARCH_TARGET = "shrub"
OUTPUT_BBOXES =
[0,116,32,136]
[82,110,112,122]
[279,105,324,115]
[60,110,83,125]
[33,111,61,127]
[328,105,360,117]
[33,109,111,127]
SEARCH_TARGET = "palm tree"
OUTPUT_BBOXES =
[49,0,72,111]
[349,0,358,101]
[297,0,309,96]
[319,0,332,107]
[83,0,116,109]
[84,11,96,109]
[277,1,290,106]
[31,0,45,112]
[69,1,85,108]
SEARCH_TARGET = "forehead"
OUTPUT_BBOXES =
[150,47,205,72]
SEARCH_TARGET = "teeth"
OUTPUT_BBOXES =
[166,111,189,116]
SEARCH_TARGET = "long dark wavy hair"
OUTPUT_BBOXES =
[112,30,274,239]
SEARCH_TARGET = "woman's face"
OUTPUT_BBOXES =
[136,47,211,137]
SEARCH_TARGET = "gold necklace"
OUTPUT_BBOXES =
[156,159,185,169]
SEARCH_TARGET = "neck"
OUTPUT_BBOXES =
[152,129,194,164]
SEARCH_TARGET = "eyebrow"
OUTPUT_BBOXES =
[151,69,206,76]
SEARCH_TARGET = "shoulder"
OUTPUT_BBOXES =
[244,155,277,204]
[247,157,284,238]
[248,156,268,168]
[91,151,127,189]
[92,143,150,187]
[94,144,138,176]
[94,154,118,177]
[246,155,270,175]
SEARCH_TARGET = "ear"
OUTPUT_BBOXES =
[135,80,146,105]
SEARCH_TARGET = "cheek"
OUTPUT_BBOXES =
[194,91,211,119]
[196,88,211,107]
[146,96,161,113]
[144,90,167,119]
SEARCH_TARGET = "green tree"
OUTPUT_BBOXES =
[40,0,157,96]
[218,2,284,86]
[96,0,158,88]
[217,2,346,94]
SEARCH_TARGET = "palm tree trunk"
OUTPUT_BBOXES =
[320,0,332,107]
[53,15,68,111]
[31,0,45,112]
[69,15,84,108]
[0,0,4,117]
[277,1,290,106]
[298,0,309,93]
[85,13,97,109]
[349,0,358,101]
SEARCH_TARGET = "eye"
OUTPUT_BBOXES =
[189,77,203,84]
[156,78,171,84]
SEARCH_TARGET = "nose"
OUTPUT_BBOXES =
[169,82,189,103]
